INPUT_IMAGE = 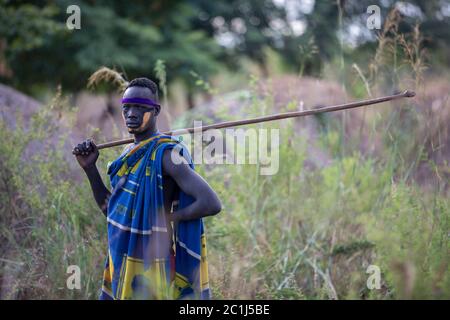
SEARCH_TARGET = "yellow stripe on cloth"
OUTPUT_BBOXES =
[200,233,210,290]
[117,137,176,177]
[117,255,173,300]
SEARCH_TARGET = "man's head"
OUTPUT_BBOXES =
[122,77,161,135]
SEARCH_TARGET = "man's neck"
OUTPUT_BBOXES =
[133,127,159,144]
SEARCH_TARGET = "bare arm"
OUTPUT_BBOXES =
[162,149,222,223]
[72,139,111,216]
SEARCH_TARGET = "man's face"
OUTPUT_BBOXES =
[122,103,155,134]
[121,86,160,134]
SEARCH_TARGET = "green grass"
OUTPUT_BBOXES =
[198,118,449,300]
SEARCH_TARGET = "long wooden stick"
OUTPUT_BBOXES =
[97,90,415,150]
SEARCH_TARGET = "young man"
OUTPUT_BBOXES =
[73,78,222,300]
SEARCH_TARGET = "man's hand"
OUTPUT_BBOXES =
[72,138,99,170]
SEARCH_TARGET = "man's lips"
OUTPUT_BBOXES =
[126,122,141,128]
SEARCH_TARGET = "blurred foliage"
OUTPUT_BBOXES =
[0,0,222,99]
[1,0,449,100]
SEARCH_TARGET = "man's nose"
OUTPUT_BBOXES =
[127,108,139,119]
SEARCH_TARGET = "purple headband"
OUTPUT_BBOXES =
[121,97,160,108]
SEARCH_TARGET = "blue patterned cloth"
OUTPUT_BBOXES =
[99,133,210,300]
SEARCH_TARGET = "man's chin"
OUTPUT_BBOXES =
[127,127,141,134]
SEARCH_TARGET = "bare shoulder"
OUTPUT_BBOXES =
[161,148,190,177]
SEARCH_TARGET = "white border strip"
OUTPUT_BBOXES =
[107,217,167,235]
[177,240,201,260]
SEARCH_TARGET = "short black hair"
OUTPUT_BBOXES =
[126,77,159,98]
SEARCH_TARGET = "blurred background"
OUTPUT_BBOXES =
[0,0,449,299]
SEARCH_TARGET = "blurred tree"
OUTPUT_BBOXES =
[1,0,449,105]
[0,2,65,81]
[0,0,223,108]
[191,0,322,75]
[344,0,450,66]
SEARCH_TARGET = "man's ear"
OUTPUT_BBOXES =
[154,105,161,116]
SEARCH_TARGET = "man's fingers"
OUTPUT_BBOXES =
[90,139,98,152]
[73,144,83,155]
[82,140,92,155]
[86,139,97,153]
[77,142,88,156]
[73,140,97,156]
[72,146,80,155]
[86,139,92,152]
